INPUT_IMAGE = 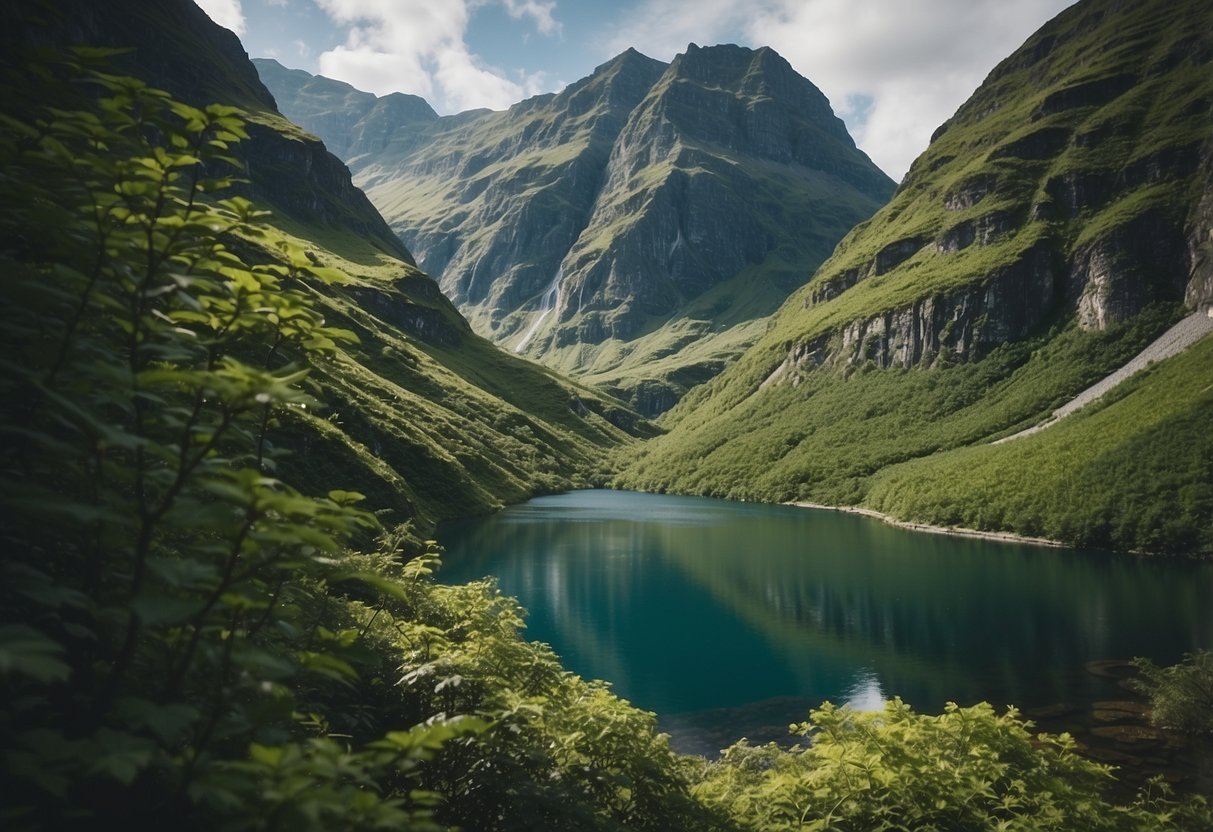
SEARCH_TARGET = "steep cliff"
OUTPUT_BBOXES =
[261,46,893,413]
[619,0,1213,553]
[5,0,651,540]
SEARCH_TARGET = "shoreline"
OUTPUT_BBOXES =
[786,501,1065,548]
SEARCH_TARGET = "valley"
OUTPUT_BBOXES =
[1,0,1211,829]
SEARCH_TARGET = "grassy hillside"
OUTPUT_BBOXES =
[260,226,653,540]
[618,0,1213,554]
[5,0,651,548]
[866,335,1213,552]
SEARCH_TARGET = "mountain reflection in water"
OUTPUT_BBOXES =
[438,490,1213,753]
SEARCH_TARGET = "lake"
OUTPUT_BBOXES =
[437,490,1213,755]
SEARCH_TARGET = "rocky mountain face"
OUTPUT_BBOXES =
[770,0,1213,376]
[7,0,650,539]
[259,47,893,414]
[619,0,1213,553]
[253,59,438,161]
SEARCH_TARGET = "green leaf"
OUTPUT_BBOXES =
[131,593,203,626]
[0,625,70,684]
[85,729,156,785]
[115,698,200,744]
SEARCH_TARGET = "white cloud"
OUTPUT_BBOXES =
[314,0,557,112]
[503,0,561,36]
[195,0,247,35]
[606,0,1076,181]
[604,0,741,60]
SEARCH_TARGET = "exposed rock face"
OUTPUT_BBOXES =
[346,281,466,348]
[1069,209,1190,330]
[261,45,893,414]
[773,239,1060,380]
[1186,142,1213,309]
[252,59,438,161]
[764,0,1213,383]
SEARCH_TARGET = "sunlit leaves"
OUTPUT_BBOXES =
[695,699,1212,831]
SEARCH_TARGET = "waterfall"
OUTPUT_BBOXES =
[514,268,562,353]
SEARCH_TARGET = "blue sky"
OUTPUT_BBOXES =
[197,0,1076,180]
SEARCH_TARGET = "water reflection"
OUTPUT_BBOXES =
[439,490,1213,750]
[844,669,886,712]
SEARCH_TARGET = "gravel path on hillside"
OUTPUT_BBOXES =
[994,307,1213,444]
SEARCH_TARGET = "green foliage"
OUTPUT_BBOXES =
[1130,651,1213,735]
[864,336,1213,553]
[0,53,465,829]
[0,54,698,832]
[696,699,1212,831]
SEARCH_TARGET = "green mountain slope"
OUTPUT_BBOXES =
[258,47,893,414]
[619,0,1213,554]
[8,0,650,543]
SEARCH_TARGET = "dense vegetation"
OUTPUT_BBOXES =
[621,303,1213,553]
[1132,651,1213,736]
[864,335,1213,552]
[619,0,1213,554]
[3,53,1210,831]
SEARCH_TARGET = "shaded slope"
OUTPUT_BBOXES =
[261,47,893,414]
[7,0,651,541]
[619,0,1213,554]
[10,0,410,262]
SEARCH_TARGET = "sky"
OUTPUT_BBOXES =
[196,0,1077,181]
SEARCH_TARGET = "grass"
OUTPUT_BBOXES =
[866,336,1213,553]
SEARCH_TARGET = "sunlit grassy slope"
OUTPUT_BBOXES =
[618,0,1213,554]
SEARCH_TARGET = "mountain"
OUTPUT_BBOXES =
[6,0,651,544]
[11,0,409,262]
[250,59,438,161]
[619,0,1213,554]
[257,48,894,414]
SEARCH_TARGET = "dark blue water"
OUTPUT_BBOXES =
[437,490,1213,754]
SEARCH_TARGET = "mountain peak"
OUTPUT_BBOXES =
[260,44,892,414]
[590,46,667,80]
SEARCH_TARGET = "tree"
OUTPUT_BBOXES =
[0,50,472,830]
